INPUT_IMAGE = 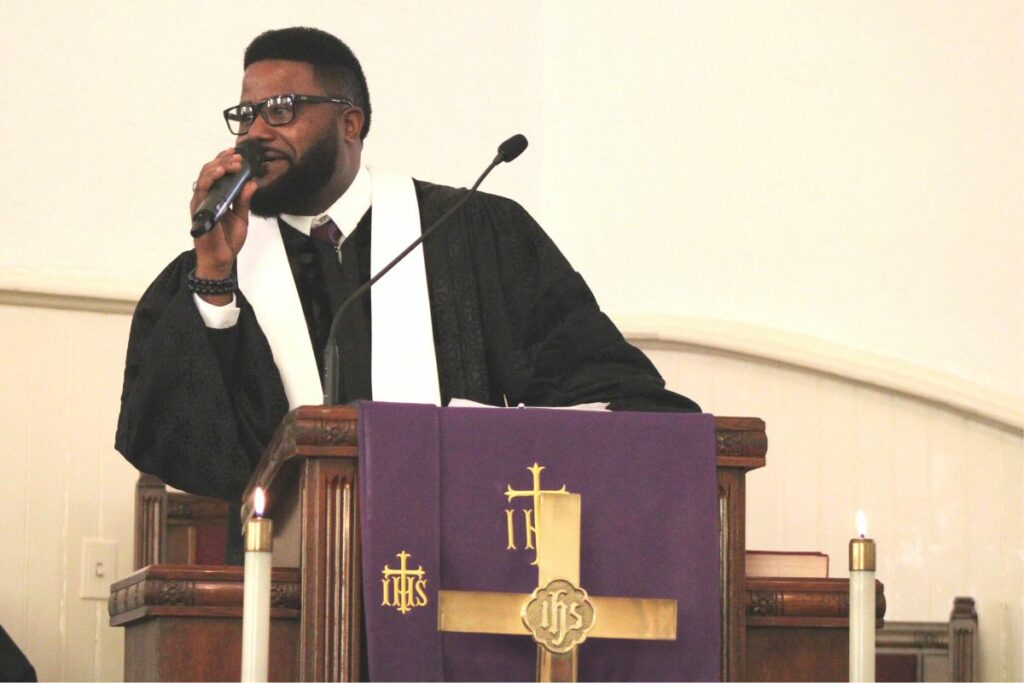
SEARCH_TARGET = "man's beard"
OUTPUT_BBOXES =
[249,132,338,217]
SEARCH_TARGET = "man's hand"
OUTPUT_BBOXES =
[190,148,258,304]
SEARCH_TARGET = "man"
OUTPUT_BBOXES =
[116,27,699,510]
[0,624,36,682]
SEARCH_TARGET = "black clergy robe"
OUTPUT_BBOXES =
[116,181,700,505]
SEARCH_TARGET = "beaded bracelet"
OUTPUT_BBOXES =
[187,267,237,295]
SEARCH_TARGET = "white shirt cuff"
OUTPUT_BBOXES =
[193,292,240,329]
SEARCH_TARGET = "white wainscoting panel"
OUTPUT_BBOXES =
[0,296,1020,681]
[0,304,137,681]
[637,338,1023,682]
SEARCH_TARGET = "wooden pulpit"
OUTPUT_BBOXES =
[110,406,881,681]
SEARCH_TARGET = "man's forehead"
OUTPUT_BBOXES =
[239,59,322,100]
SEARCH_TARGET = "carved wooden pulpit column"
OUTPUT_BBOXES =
[239,406,364,682]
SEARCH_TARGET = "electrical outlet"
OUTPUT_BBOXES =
[81,538,119,600]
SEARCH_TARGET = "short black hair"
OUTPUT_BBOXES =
[244,27,371,140]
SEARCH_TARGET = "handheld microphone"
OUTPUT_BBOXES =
[323,133,529,404]
[190,140,266,238]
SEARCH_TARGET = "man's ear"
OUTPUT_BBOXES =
[342,107,365,142]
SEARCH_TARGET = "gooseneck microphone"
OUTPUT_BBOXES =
[495,133,528,164]
[322,133,529,405]
[190,140,266,238]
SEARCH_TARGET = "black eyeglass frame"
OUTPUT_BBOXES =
[223,94,353,135]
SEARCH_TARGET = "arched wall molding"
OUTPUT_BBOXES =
[616,314,1022,434]
[0,277,1019,434]
[0,271,137,315]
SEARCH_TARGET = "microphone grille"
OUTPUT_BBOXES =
[497,134,528,163]
[234,140,266,177]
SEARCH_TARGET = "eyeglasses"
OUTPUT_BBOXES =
[223,93,352,135]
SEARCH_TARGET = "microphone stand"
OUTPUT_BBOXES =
[322,137,527,405]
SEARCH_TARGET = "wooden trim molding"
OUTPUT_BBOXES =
[0,271,138,314]
[0,287,136,315]
[616,314,1023,433]
[745,577,886,628]
[108,565,302,626]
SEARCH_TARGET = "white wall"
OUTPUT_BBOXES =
[0,0,1019,401]
[538,1,1022,401]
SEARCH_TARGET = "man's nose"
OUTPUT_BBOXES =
[241,114,276,141]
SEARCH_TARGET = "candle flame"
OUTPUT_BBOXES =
[254,486,266,517]
[855,509,868,537]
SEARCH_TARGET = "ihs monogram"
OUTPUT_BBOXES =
[380,551,428,614]
[522,578,596,654]
[504,463,567,564]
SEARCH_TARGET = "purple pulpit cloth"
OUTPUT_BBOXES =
[358,402,719,682]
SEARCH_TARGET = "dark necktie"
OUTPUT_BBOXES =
[310,216,343,264]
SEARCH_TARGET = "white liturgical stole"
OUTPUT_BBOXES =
[237,167,441,409]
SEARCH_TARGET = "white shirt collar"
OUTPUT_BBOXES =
[279,165,372,237]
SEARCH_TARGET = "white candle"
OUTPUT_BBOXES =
[241,487,273,683]
[849,510,876,683]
